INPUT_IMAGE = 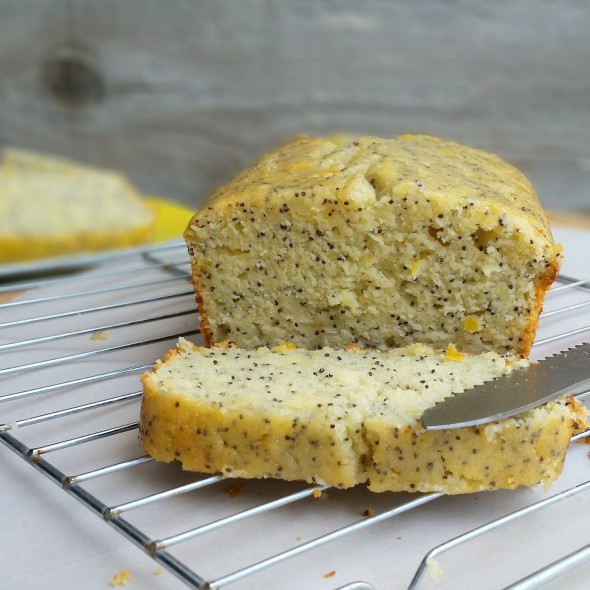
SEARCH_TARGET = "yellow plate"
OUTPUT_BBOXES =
[0,197,195,280]
[147,196,195,243]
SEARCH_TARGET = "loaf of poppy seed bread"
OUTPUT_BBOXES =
[0,148,156,263]
[140,339,586,494]
[184,134,561,356]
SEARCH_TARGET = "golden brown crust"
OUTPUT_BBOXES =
[520,247,562,356]
[189,134,554,243]
[566,395,590,436]
[192,271,214,347]
[365,408,578,493]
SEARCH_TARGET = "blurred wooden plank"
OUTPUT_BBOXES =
[0,0,588,212]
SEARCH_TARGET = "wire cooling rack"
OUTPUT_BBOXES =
[1,239,589,590]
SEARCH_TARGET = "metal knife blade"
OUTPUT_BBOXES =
[421,341,590,430]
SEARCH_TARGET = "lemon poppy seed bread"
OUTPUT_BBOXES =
[184,134,560,356]
[0,148,156,263]
[140,339,586,494]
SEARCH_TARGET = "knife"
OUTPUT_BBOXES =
[421,341,590,430]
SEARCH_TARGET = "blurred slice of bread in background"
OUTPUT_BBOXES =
[0,148,156,263]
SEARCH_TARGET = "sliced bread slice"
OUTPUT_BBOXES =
[140,339,586,494]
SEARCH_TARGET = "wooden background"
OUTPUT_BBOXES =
[0,0,589,213]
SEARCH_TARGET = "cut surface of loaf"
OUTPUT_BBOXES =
[0,148,156,263]
[184,134,561,356]
[140,339,586,494]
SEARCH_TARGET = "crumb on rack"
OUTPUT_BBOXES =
[153,568,163,576]
[323,570,336,579]
[312,488,322,499]
[226,482,242,497]
[426,557,444,579]
[110,570,131,586]
[362,508,376,517]
[91,330,109,341]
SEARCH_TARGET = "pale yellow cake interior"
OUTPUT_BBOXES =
[185,134,560,356]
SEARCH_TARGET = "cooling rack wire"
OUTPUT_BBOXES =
[0,239,589,590]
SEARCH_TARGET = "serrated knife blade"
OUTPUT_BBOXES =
[421,341,590,430]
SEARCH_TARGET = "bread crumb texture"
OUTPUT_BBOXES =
[0,148,155,262]
[140,339,586,494]
[184,134,561,357]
